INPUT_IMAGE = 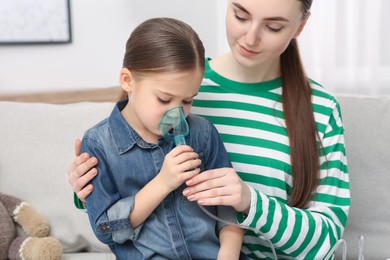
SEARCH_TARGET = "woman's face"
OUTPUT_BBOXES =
[225,0,308,68]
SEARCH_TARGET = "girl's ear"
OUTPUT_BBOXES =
[294,12,311,38]
[120,68,133,92]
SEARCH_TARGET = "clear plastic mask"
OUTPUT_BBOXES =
[158,106,189,145]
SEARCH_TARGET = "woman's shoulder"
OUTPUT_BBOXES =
[310,78,340,107]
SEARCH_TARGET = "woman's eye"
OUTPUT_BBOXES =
[234,11,246,21]
[266,25,283,33]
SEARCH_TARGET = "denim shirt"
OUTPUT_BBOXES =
[82,100,237,260]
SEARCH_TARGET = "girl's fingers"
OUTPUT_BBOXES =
[168,145,194,157]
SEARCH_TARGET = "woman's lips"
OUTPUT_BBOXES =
[239,44,259,57]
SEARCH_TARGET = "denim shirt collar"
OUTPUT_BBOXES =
[108,99,157,154]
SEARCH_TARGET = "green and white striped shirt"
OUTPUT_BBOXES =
[191,58,350,259]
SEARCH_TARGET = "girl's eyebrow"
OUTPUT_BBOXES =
[158,90,198,99]
[232,2,290,22]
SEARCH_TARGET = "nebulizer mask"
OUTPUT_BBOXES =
[157,106,348,260]
[158,106,189,146]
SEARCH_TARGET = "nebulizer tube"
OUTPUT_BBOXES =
[158,106,278,259]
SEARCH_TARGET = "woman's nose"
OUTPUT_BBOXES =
[245,25,260,46]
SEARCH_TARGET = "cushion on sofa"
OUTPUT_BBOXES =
[336,95,390,259]
[0,101,114,254]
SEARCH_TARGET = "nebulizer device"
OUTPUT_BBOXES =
[157,106,347,260]
[158,106,189,146]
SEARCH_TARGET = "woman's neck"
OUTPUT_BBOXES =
[210,52,280,83]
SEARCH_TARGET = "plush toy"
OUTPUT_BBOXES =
[0,192,62,260]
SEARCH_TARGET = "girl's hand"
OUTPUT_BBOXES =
[158,145,201,191]
[67,139,98,201]
[183,168,251,213]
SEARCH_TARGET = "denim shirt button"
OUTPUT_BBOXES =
[98,224,110,232]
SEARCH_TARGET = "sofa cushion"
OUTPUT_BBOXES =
[0,101,114,253]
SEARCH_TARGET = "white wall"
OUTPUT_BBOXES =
[4,1,386,96]
[0,0,222,95]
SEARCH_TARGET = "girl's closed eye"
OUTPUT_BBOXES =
[158,97,171,104]
[182,99,193,105]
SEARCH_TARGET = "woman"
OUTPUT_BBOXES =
[68,0,350,258]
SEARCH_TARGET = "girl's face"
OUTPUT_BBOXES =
[225,0,309,68]
[120,68,203,143]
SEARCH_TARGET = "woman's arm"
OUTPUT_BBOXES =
[183,103,350,259]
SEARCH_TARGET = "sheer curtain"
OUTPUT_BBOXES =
[299,0,390,95]
[215,0,390,96]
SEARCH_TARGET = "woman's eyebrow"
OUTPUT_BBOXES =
[264,17,290,22]
[232,2,290,22]
[232,2,250,15]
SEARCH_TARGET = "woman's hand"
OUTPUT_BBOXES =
[183,168,251,213]
[66,139,98,202]
[158,145,201,191]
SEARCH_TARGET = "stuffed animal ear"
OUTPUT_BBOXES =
[0,192,23,216]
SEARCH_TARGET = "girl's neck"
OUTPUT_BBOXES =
[210,52,280,83]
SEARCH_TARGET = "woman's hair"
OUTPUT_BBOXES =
[281,0,317,208]
[118,17,205,100]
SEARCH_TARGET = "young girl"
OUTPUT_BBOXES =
[80,17,244,259]
[69,0,350,259]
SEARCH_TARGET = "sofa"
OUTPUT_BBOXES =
[0,94,389,259]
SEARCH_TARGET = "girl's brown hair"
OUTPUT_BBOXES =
[118,17,205,100]
[281,0,317,208]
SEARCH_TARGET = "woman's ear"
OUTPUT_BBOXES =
[120,68,133,92]
[294,11,311,38]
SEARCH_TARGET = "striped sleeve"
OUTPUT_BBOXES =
[237,87,350,259]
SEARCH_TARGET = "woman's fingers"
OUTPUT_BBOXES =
[67,140,98,201]
[74,139,82,156]
[182,168,251,212]
[184,168,228,192]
